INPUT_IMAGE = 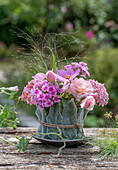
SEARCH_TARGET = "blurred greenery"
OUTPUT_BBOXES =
[0,0,118,46]
[87,46,118,107]
[0,0,118,127]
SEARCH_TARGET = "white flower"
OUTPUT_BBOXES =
[8,86,19,91]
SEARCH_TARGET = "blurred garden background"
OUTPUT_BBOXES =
[0,0,118,127]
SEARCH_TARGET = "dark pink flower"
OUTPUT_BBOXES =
[85,30,94,39]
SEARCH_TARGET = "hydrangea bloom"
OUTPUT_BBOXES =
[88,79,109,107]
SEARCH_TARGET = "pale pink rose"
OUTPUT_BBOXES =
[80,96,95,111]
[62,80,72,93]
[71,78,93,101]
[46,71,56,83]
[9,86,19,91]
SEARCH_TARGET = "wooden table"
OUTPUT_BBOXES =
[0,128,118,170]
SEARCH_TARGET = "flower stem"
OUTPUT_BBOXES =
[0,137,16,146]
[30,131,66,157]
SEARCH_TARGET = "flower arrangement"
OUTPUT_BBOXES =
[21,59,109,141]
[21,62,108,111]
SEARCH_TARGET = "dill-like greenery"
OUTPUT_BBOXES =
[92,137,118,159]
[90,112,118,159]
[16,29,88,76]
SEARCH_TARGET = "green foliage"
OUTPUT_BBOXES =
[87,46,118,107]
[0,42,18,60]
[0,128,66,157]
[16,136,29,152]
[0,0,118,47]
[92,137,118,159]
[90,113,118,159]
[0,104,20,129]
[84,115,105,127]
[0,87,20,129]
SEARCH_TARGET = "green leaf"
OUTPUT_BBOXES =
[47,47,57,73]
[0,105,8,119]
[52,52,57,74]
[16,136,29,152]
[57,127,61,133]
[9,91,17,100]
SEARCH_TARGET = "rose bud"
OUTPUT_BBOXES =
[80,96,95,111]
[46,71,56,82]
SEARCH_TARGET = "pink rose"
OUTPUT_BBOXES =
[46,71,56,83]
[80,96,95,111]
[62,80,72,93]
[71,78,93,101]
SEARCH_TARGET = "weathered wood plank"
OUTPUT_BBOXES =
[0,128,118,169]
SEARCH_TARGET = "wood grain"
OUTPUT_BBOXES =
[0,128,118,170]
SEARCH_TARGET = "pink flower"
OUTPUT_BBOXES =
[44,94,51,100]
[53,96,60,103]
[44,100,53,107]
[32,73,45,81]
[81,96,95,111]
[85,30,94,39]
[38,105,44,110]
[114,24,118,30]
[41,84,48,92]
[104,20,115,28]
[46,71,56,83]
[89,79,109,107]
[65,22,73,31]
[48,86,55,93]
[71,78,93,102]
[62,80,72,93]
[9,86,19,91]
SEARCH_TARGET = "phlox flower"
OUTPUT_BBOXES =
[48,86,56,93]
[41,84,49,92]
[44,94,51,100]
[44,100,53,107]
[53,96,60,103]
